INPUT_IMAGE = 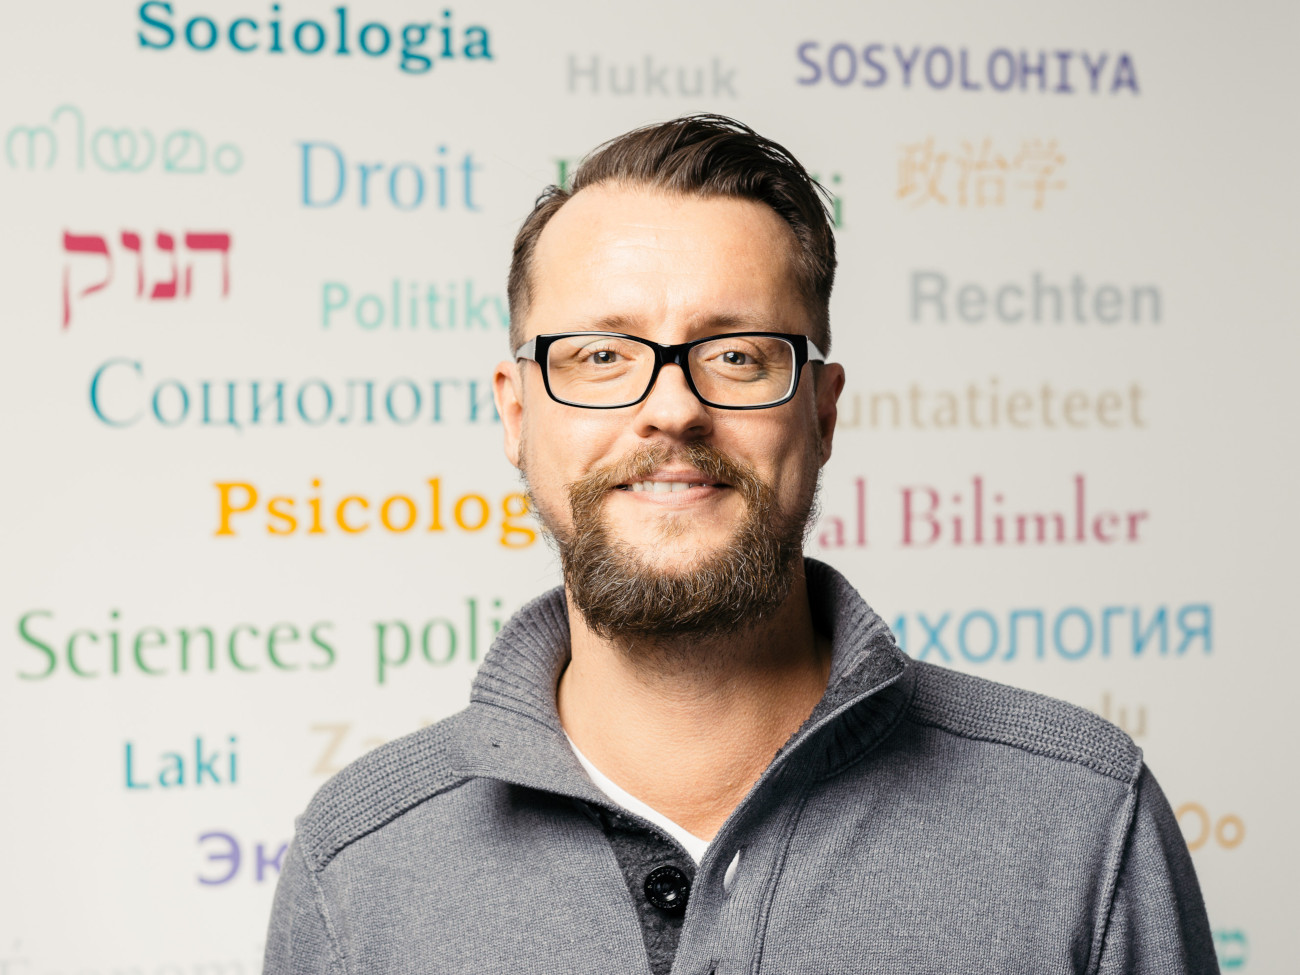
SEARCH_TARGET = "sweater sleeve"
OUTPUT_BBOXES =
[1093,765,1219,975]
[262,833,344,975]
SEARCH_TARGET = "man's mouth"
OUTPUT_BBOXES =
[616,480,727,494]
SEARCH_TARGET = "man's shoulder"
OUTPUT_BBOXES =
[903,660,1143,785]
[293,711,471,873]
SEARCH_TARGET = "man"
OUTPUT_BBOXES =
[264,115,1217,974]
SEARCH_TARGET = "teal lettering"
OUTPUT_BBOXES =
[137,1,175,49]
[299,141,346,207]
[125,742,150,789]
[194,736,220,785]
[159,751,185,787]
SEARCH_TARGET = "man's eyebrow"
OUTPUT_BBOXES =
[567,314,643,334]
[566,312,782,335]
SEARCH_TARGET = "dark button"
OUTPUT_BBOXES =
[644,865,690,915]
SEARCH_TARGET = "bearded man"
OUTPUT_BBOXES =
[264,115,1217,975]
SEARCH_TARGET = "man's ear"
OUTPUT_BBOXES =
[814,363,846,466]
[493,359,525,468]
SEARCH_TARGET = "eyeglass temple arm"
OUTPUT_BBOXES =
[807,339,827,363]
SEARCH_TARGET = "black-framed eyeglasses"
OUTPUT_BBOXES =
[514,331,826,410]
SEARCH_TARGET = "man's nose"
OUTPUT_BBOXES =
[631,363,713,440]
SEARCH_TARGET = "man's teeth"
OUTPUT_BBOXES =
[626,481,711,493]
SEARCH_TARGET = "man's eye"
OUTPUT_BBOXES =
[586,349,621,364]
[721,351,750,366]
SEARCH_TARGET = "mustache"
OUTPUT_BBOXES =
[567,442,767,513]
[557,439,802,639]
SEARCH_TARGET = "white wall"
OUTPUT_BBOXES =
[1,2,1294,970]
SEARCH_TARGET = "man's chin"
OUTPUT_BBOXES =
[604,530,737,569]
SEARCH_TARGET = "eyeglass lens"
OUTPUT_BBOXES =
[545,334,796,407]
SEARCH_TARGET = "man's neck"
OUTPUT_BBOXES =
[556,565,832,841]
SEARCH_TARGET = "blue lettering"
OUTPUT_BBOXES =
[229,17,258,51]
[125,742,150,789]
[462,25,492,59]
[959,49,981,90]
[917,612,951,662]
[827,43,856,86]
[151,379,190,426]
[255,841,287,881]
[334,5,350,54]
[401,24,432,73]
[184,15,218,51]
[861,44,886,86]
[461,153,481,210]
[1112,53,1139,94]
[159,752,185,787]
[1053,50,1074,93]
[299,141,346,207]
[195,736,220,785]
[296,379,335,425]
[137,1,175,49]
[388,163,425,210]
[1053,607,1094,660]
[893,45,921,86]
[1082,51,1109,93]
[924,46,953,89]
[293,20,326,55]
[957,610,998,662]
[988,48,1016,91]
[197,831,241,885]
[359,22,391,56]
[90,358,145,428]
[795,42,821,85]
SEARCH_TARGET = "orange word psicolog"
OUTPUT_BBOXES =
[214,478,535,547]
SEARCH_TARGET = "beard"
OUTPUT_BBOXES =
[524,439,816,641]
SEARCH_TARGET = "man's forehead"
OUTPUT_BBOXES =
[535,183,794,256]
[526,184,806,336]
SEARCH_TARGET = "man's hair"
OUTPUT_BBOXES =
[507,114,837,353]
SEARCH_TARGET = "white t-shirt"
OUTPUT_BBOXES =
[565,733,711,864]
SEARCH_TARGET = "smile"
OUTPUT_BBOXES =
[618,481,723,493]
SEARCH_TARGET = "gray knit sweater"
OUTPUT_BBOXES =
[263,559,1217,974]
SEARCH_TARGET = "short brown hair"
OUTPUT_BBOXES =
[507,114,837,353]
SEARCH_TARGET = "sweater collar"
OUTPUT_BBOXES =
[453,558,913,798]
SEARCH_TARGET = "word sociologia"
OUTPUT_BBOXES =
[136,3,493,74]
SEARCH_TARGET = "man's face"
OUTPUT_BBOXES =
[494,184,844,633]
